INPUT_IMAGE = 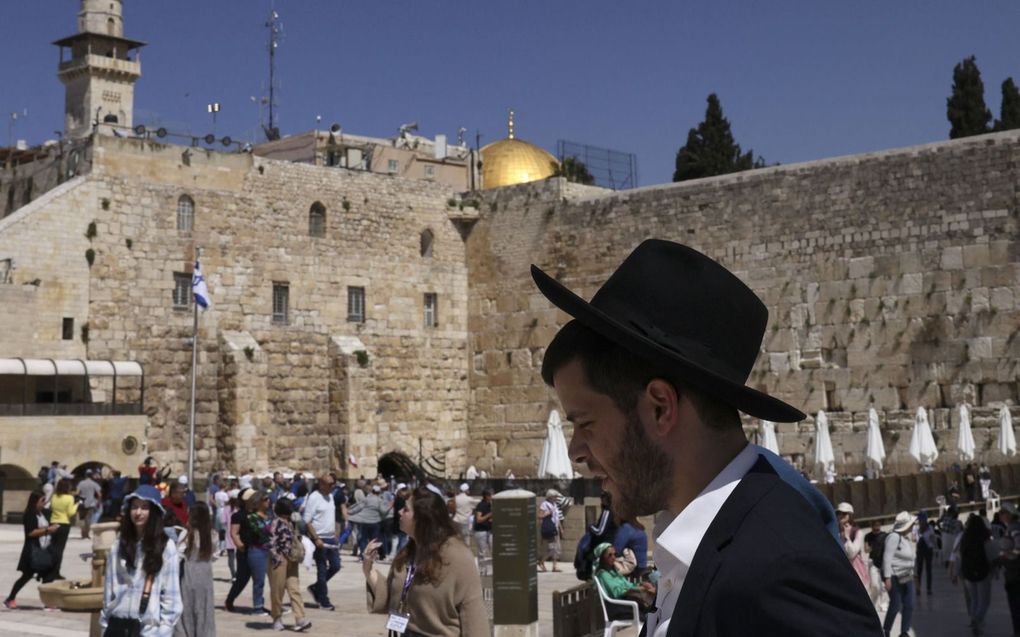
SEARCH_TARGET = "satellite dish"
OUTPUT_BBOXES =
[156,127,167,138]
[220,136,232,146]
[133,124,146,135]
[330,123,341,134]
[203,133,215,145]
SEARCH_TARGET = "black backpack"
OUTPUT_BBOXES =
[870,531,889,572]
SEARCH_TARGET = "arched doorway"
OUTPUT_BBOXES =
[377,451,428,483]
[0,464,37,522]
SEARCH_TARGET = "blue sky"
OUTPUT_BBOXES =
[3,1,1019,186]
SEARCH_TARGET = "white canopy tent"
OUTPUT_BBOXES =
[957,403,976,462]
[0,357,144,415]
[909,406,939,469]
[999,405,1017,458]
[814,411,836,483]
[759,420,780,455]
[865,407,886,477]
[538,410,573,479]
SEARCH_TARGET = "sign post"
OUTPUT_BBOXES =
[492,488,538,636]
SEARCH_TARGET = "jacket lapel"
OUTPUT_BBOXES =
[666,455,778,637]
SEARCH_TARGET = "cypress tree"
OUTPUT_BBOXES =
[995,77,1020,131]
[947,56,992,139]
[673,94,761,182]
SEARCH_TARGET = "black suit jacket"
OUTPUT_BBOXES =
[642,457,883,637]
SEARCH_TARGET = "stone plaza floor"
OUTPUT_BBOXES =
[0,522,1013,636]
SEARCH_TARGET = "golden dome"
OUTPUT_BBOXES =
[480,110,557,189]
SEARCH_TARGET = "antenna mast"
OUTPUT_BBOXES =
[263,4,283,141]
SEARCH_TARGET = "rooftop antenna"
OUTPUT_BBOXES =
[263,3,283,141]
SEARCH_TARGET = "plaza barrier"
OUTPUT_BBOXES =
[552,581,602,637]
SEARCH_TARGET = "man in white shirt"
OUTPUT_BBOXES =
[531,240,882,637]
[303,473,339,610]
[453,483,476,545]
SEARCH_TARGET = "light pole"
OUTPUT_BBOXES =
[207,102,221,136]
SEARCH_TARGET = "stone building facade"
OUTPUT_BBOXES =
[465,130,1020,477]
[4,129,1020,480]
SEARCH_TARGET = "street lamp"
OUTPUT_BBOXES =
[207,102,221,134]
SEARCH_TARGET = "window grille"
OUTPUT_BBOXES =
[347,286,365,323]
[273,282,289,324]
[177,195,194,232]
[309,202,326,237]
[424,293,438,328]
[173,272,191,309]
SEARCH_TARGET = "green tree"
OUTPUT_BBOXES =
[553,156,595,185]
[994,77,1020,131]
[673,94,763,182]
[947,56,992,138]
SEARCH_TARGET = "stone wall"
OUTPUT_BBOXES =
[1,134,470,478]
[465,130,1020,478]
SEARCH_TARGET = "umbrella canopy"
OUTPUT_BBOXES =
[759,420,779,455]
[999,405,1017,458]
[814,411,835,482]
[909,406,939,468]
[865,408,886,473]
[957,404,976,462]
[538,410,573,479]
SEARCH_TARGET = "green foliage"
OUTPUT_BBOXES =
[947,56,992,139]
[995,77,1020,131]
[85,248,95,267]
[80,322,89,344]
[354,349,370,367]
[673,94,765,182]
[125,238,133,250]
[85,221,97,240]
[553,156,595,185]
[342,198,351,212]
[243,346,255,361]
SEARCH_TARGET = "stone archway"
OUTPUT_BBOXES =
[0,463,37,522]
[377,451,426,483]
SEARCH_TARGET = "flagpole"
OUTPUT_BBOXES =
[188,247,200,489]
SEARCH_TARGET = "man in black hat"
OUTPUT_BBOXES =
[532,239,881,637]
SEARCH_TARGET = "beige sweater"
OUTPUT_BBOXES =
[366,538,489,637]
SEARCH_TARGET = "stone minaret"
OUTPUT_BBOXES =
[54,0,145,139]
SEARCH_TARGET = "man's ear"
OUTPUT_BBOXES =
[644,379,680,435]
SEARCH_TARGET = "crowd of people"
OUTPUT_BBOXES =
[834,499,1020,637]
[4,458,502,635]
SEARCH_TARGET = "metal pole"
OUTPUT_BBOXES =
[188,249,200,488]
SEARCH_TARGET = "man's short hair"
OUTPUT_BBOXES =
[542,320,740,430]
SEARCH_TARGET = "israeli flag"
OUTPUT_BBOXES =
[192,260,211,310]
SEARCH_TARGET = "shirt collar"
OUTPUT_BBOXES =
[654,443,759,566]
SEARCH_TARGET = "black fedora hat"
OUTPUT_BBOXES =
[531,239,804,423]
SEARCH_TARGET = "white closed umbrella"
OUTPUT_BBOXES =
[865,407,886,475]
[538,410,573,479]
[957,404,976,462]
[759,420,779,455]
[814,410,836,483]
[909,406,939,468]
[999,405,1017,458]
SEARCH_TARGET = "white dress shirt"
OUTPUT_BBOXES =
[645,443,759,637]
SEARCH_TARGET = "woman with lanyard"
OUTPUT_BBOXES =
[362,484,489,636]
[100,485,182,636]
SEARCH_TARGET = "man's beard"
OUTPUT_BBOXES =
[610,410,674,521]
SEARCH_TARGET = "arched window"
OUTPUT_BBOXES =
[176,195,194,232]
[107,17,116,36]
[420,229,434,258]
[309,202,326,238]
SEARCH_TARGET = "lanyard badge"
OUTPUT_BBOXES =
[387,563,416,634]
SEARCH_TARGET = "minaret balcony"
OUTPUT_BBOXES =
[58,54,140,80]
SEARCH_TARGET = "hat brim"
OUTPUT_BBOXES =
[893,518,916,533]
[531,265,805,423]
[123,493,166,515]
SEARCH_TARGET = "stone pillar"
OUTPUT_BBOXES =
[329,336,377,477]
[218,331,269,472]
[492,488,538,637]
